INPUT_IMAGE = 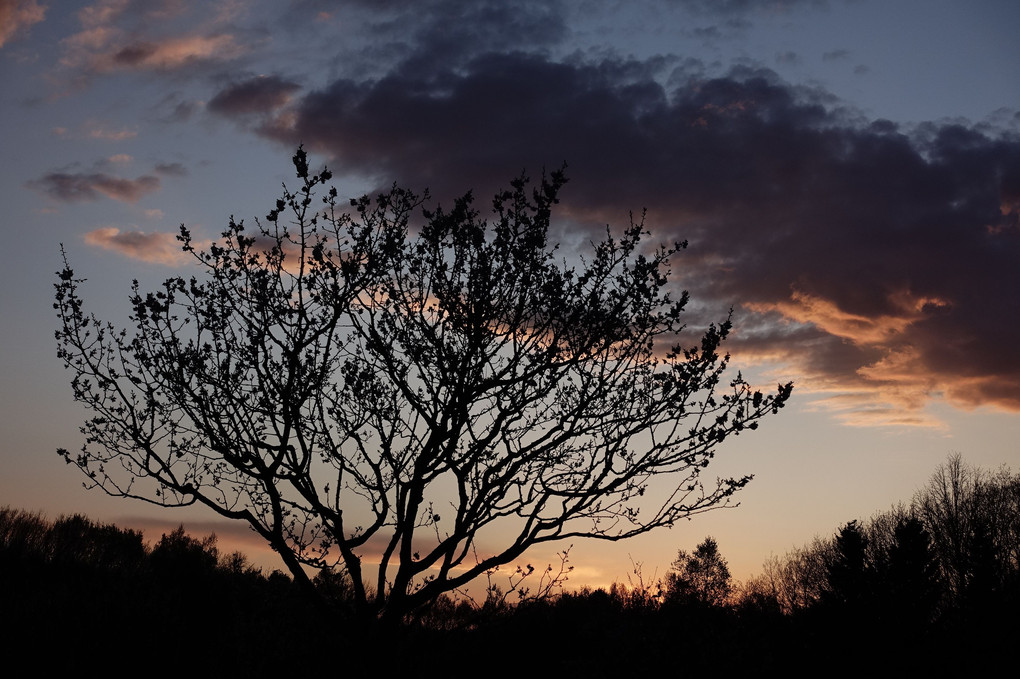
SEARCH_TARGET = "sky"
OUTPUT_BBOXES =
[2,0,1019,588]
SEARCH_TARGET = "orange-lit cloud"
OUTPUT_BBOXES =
[84,227,196,265]
[0,0,45,48]
[82,225,316,269]
[730,287,989,428]
[747,290,946,346]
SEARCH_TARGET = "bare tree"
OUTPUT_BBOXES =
[55,148,792,622]
[913,454,1020,607]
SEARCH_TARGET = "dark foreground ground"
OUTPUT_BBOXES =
[2,508,1014,677]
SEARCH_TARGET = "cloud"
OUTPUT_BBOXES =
[822,49,850,62]
[0,0,45,48]
[60,0,248,75]
[28,171,160,203]
[103,34,243,71]
[70,33,244,73]
[207,75,301,116]
[149,92,200,123]
[84,227,193,265]
[83,227,303,270]
[252,18,1020,425]
[86,122,138,140]
[28,154,188,203]
[673,0,833,16]
[775,51,800,65]
[154,161,187,176]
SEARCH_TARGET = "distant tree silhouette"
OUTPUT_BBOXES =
[665,536,732,607]
[55,147,791,622]
[912,454,1020,610]
[882,516,938,623]
[823,520,875,615]
[150,525,219,577]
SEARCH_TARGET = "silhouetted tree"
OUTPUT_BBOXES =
[823,520,873,609]
[150,525,219,577]
[665,536,732,607]
[55,147,791,622]
[914,454,978,603]
[878,516,939,629]
[748,537,832,614]
[912,454,1020,610]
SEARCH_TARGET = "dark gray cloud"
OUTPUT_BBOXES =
[668,0,831,16]
[28,158,187,203]
[208,75,301,116]
[33,0,1012,424]
[250,26,1020,422]
[154,162,188,176]
[27,171,161,203]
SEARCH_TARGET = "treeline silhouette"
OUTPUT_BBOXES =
[3,454,1015,674]
[735,453,1019,672]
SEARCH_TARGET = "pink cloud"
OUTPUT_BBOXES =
[86,122,138,140]
[102,33,243,71]
[60,0,247,74]
[0,0,45,49]
[84,227,195,265]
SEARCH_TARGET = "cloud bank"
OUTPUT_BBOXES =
[212,0,1020,424]
[61,0,1020,425]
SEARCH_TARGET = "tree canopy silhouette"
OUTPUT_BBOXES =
[55,147,792,621]
[665,536,733,607]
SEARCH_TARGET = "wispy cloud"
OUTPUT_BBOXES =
[86,121,138,140]
[154,161,187,176]
[0,0,45,49]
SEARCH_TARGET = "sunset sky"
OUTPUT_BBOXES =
[2,0,1019,587]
